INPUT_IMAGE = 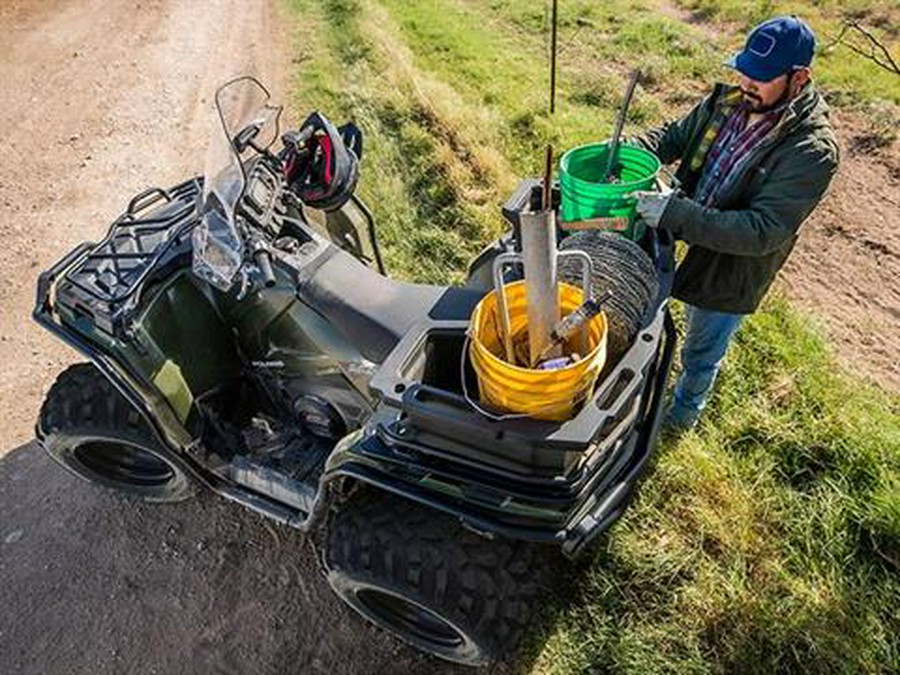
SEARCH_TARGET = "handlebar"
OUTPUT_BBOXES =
[281,126,316,155]
[253,247,276,287]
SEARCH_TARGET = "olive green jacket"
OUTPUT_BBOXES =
[632,83,839,314]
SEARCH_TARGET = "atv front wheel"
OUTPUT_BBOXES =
[325,490,550,666]
[38,363,194,502]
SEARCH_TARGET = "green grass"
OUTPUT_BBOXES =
[282,0,900,671]
[533,296,900,673]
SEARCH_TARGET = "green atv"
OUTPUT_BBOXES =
[34,78,676,666]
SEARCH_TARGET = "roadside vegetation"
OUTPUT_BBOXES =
[284,0,899,672]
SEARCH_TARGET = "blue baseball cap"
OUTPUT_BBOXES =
[726,16,816,82]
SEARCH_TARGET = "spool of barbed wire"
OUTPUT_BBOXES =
[558,231,659,360]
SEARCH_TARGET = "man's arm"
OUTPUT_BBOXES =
[658,141,839,256]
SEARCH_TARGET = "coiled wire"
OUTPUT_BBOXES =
[558,231,659,359]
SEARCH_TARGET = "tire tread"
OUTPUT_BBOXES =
[37,363,192,502]
[326,489,551,664]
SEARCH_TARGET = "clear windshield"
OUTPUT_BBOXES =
[192,77,280,291]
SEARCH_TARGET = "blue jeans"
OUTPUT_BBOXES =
[666,304,745,429]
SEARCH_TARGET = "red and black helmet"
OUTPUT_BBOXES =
[284,112,361,212]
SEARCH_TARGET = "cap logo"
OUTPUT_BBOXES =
[748,32,776,57]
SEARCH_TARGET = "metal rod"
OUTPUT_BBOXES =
[549,0,558,116]
[542,146,553,210]
[603,69,640,183]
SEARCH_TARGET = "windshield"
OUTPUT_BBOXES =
[192,77,281,291]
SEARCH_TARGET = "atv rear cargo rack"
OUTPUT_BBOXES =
[346,197,677,554]
[368,310,665,476]
[330,309,675,556]
[368,214,675,475]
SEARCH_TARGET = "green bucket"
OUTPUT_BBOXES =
[559,143,661,240]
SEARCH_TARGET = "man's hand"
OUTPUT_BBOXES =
[626,189,673,229]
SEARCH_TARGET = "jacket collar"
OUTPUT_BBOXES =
[715,81,825,137]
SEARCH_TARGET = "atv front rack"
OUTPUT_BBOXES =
[52,178,201,335]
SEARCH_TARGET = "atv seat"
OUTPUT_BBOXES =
[297,248,485,363]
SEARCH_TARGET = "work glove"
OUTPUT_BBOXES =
[626,188,673,229]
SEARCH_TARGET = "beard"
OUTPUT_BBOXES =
[741,74,797,113]
[741,90,764,109]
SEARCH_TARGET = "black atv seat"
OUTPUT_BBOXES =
[297,248,486,363]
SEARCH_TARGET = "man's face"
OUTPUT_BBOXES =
[737,67,810,113]
[738,72,791,111]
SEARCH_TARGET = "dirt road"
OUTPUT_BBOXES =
[0,0,291,450]
[0,1,479,673]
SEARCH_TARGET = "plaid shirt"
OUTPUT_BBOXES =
[694,103,783,207]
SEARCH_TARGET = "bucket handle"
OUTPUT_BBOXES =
[491,252,521,364]
[491,250,594,363]
[557,249,594,354]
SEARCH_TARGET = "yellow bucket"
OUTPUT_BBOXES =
[469,280,607,421]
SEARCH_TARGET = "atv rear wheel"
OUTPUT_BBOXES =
[325,490,550,666]
[38,363,194,502]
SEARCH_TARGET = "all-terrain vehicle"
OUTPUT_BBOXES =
[34,78,675,666]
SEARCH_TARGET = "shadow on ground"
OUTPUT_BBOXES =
[0,442,511,675]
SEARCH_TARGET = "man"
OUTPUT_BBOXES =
[628,15,839,431]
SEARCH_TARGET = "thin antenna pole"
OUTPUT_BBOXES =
[549,0,558,115]
[543,0,559,209]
